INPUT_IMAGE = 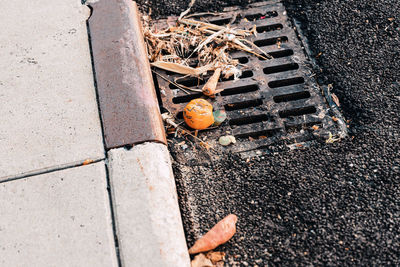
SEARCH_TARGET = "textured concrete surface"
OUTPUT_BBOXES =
[108,143,190,267]
[0,162,118,267]
[0,0,104,180]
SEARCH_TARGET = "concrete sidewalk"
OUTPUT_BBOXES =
[0,0,189,266]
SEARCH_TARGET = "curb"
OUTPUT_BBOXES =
[86,0,190,266]
[108,144,190,267]
[88,0,166,149]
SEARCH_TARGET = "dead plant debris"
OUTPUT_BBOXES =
[143,5,269,98]
[144,6,273,147]
[190,251,226,267]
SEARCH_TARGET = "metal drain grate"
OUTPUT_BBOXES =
[154,0,342,153]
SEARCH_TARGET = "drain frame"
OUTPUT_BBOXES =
[153,1,343,153]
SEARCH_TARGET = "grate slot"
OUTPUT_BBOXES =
[225,99,263,111]
[208,18,232,25]
[263,63,299,74]
[172,93,203,104]
[269,84,308,97]
[244,11,278,21]
[220,84,259,96]
[284,115,321,128]
[279,106,316,118]
[227,109,269,120]
[273,91,310,103]
[162,50,198,60]
[222,92,262,105]
[229,114,271,126]
[234,127,280,139]
[269,49,294,58]
[170,70,254,90]
[285,121,322,133]
[234,57,249,64]
[259,49,294,60]
[169,77,205,89]
[254,36,288,47]
[221,70,254,81]
[176,111,184,119]
[269,77,305,88]
[256,23,283,33]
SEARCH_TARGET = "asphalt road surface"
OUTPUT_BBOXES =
[138,0,400,265]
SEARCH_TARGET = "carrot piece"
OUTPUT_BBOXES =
[202,68,222,98]
[188,214,238,254]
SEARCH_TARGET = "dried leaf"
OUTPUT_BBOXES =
[151,61,213,76]
[193,29,226,55]
[191,253,213,267]
[206,251,226,264]
[312,125,319,130]
[331,93,340,107]
[200,141,211,150]
[179,0,197,20]
[326,132,340,144]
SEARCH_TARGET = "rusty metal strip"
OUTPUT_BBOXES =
[87,0,166,149]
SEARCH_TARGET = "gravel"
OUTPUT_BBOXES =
[137,0,400,265]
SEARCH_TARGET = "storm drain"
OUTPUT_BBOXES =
[154,1,343,153]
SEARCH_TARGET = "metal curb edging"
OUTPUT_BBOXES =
[86,1,190,266]
[88,0,166,150]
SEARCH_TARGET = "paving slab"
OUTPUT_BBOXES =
[0,162,118,267]
[0,0,103,180]
[108,143,190,267]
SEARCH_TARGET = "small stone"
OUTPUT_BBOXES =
[181,144,188,150]
[219,136,231,146]
[218,135,236,146]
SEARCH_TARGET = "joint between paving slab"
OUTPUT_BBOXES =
[103,160,123,267]
[85,13,123,267]
[0,157,105,184]
[120,139,167,151]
